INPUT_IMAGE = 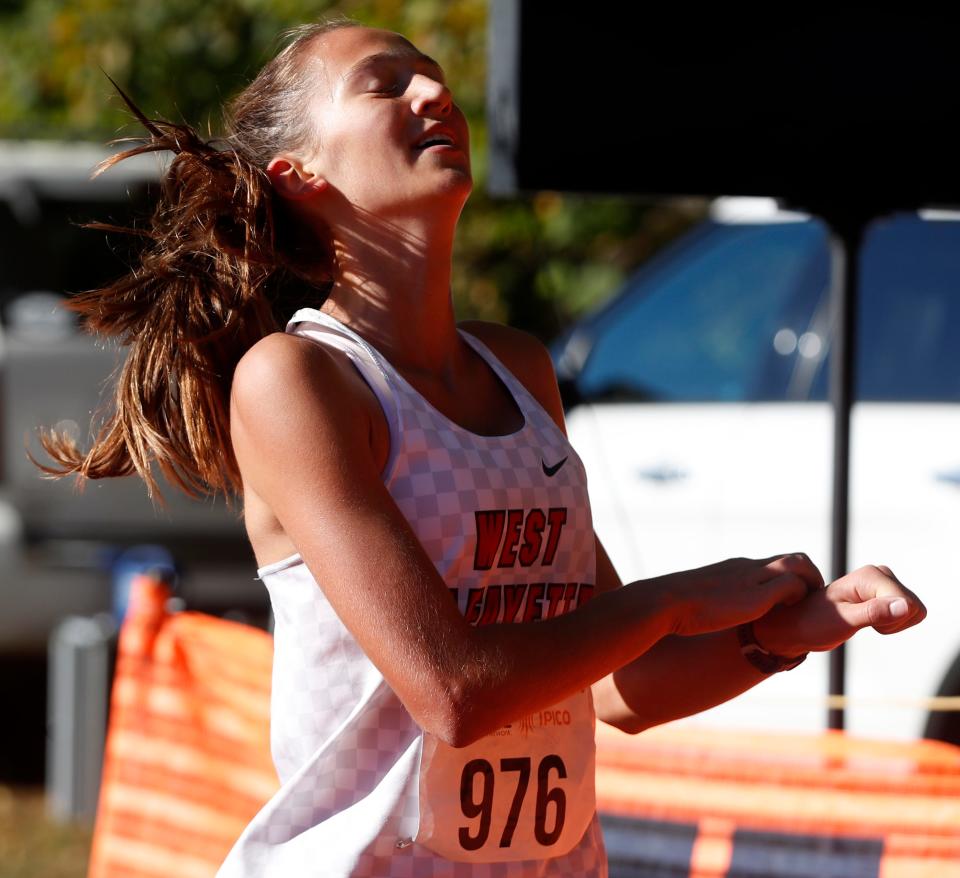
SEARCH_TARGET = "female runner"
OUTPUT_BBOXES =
[42,18,925,877]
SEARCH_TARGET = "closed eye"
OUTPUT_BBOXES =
[367,79,404,96]
[348,51,444,98]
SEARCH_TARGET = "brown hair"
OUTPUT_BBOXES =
[36,18,358,500]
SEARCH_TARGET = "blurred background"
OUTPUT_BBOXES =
[3,2,960,876]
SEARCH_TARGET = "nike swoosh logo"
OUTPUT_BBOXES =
[542,456,568,477]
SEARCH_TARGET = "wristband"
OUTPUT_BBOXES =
[736,622,807,674]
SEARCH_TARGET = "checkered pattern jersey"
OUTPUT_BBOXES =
[216,309,607,877]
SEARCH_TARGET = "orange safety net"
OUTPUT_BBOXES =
[88,576,279,878]
[89,575,960,877]
[595,722,960,878]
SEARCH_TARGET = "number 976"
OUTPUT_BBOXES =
[458,754,567,851]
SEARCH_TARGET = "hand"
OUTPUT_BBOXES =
[754,564,926,655]
[665,553,825,637]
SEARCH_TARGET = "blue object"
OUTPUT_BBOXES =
[110,545,177,621]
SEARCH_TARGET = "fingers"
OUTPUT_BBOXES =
[873,575,925,634]
[828,564,926,635]
[753,562,925,654]
[760,553,825,595]
[834,595,913,632]
[760,571,812,609]
[671,554,827,635]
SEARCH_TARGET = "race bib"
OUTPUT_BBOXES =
[415,688,596,863]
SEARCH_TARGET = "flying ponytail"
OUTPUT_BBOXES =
[35,19,356,500]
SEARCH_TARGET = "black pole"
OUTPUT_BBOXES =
[824,211,866,732]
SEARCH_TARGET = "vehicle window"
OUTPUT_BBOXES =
[576,222,830,402]
[857,215,960,401]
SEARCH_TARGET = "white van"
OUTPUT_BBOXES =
[553,198,960,744]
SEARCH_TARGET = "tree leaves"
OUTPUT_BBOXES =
[0,0,704,339]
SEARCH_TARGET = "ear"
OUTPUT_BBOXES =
[266,156,329,202]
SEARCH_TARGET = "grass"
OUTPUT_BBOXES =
[0,787,92,878]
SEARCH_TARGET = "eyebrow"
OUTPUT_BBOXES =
[341,49,445,85]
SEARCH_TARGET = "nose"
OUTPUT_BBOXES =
[410,74,452,117]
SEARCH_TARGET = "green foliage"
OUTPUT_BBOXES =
[0,0,704,340]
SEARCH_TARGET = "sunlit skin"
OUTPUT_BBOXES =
[267,27,473,377]
[229,25,926,746]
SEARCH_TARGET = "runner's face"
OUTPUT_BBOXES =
[299,27,472,218]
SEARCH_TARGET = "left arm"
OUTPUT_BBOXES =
[591,542,926,733]
[591,538,774,733]
[461,321,926,734]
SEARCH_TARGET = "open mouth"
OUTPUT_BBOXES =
[413,132,457,151]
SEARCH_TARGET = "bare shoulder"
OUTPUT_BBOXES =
[232,330,332,400]
[230,330,387,483]
[458,320,566,433]
[232,331,368,420]
[232,333,335,432]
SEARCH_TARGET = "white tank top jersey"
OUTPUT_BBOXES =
[217,309,607,877]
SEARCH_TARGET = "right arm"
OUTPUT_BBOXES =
[229,333,815,747]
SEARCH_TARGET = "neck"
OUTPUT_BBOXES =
[320,203,463,374]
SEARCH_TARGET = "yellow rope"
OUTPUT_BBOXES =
[752,693,960,712]
[821,694,960,712]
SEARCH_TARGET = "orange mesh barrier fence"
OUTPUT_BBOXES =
[595,722,960,877]
[88,576,280,878]
[89,576,960,876]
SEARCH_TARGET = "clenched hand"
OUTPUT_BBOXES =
[755,564,926,656]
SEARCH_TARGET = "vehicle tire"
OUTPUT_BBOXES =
[923,653,960,746]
